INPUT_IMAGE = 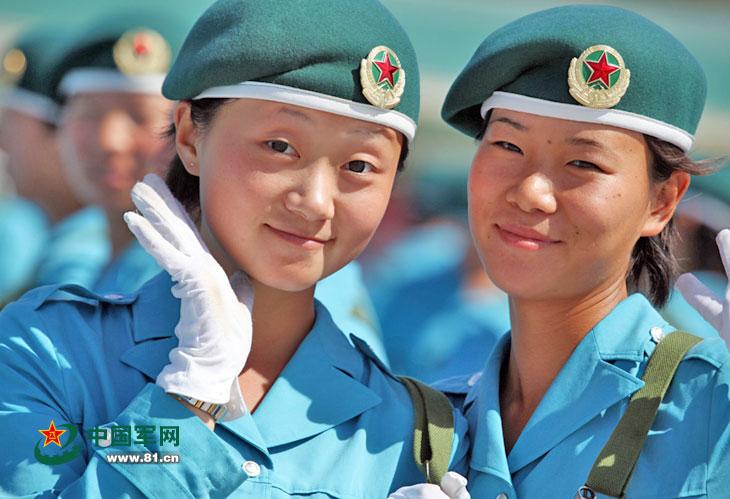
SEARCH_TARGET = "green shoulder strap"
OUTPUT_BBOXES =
[577,331,702,499]
[399,376,455,485]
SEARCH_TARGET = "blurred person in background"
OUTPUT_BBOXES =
[0,26,108,304]
[48,11,189,294]
[367,169,509,382]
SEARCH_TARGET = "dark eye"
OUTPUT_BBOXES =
[494,141,522,153]
[569,160,603,172]
[345,160,374,174]
[266,140,297,156]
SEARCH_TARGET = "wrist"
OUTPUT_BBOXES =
[172,395,218,430]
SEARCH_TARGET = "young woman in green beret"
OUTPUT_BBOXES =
[416,4,729,498]
[0,0,470,497]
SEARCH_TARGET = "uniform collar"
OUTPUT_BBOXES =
[468,294,665,476]
[247,301,381,447]
[121,274,381,450]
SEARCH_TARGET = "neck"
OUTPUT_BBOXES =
[499,279,627,451]
[37,193,83,226]
[200,220,317,411]
[106,209,134,258]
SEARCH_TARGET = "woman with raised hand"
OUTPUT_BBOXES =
[430,5,728,498]
[0,1,469,497]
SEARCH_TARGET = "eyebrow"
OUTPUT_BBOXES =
[565,136,608,150]
[275,106,313,122]
[490,116,528,131]
[347,126,393,139]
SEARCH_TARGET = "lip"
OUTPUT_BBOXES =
[266,224,330,249]
[496,223,560,251]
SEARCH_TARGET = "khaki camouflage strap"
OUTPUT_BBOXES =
[577,331,702,498]
[399,376,455,485]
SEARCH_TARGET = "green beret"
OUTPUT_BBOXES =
[442,5,706,152]
[163,0,419,141]
[0,25,69,122]
[50,11,193,99]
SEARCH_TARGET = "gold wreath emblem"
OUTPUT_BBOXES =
[360,45,405,109]
[113,28,171,75]
[567,44,630,109]
[1,48,27,86]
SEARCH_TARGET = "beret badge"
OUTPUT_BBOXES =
[1,48,27,86]
[360,45,405,109]
[113,28,171,75]
[568,45,630,109]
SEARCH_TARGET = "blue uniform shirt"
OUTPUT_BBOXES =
[34,206,110,289]
[0,272,468,498]
[439,294,730,498]
[315,261,389,364]
[0,197,48,302]
[93,240,160,294]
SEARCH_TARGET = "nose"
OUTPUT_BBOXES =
[506,171,557,214]
[284,164,336,221]
[97,110,136,154]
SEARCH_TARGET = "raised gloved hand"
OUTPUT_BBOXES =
[124,173,253,420]
[676,229,730,348]
[387,472,470,499]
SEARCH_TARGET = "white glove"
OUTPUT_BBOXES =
[124,173,253,420]
[676,228,730,348]
[388,472,470,499]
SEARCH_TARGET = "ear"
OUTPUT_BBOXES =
[174,101,201,176]
[640,171,691,237]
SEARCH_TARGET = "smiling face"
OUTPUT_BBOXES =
[175,99,403,292]
[57,92,173,214]
[468,109,687,302]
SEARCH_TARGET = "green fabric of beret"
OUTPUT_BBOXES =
[442,4,706,152]
[0,26,69,122]
[49,10,193,99]
[163,0,419,141]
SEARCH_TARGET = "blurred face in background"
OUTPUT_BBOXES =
[0,108,66,203]
[57,92,173,215]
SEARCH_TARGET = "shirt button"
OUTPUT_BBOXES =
[496,494,508,499]
[242,460,261,478]
[650,326,664,343]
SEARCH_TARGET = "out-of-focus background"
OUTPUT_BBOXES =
[1,0,728,381]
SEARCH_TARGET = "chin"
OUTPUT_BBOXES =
[246,261,324,293]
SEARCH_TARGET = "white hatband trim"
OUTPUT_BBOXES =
[194,81,416,142]
[480,91,694,152]
[0,87,59,123]
[59,68,166,96]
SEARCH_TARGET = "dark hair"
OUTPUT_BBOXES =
[165,99,409,224]
[476,115,720,307]
[628,136,718,306]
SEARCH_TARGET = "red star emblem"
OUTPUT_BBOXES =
[373,53,399,88]
[133,34,150,57]
[38,420,66,447]
[585,51,620,88]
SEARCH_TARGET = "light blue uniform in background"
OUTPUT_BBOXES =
[93,240,160,295]
[0,272,468,498]
[34,206,110,290]
[0,197,48,302]
[438,294,730,498]
[316,260,388,364]
[368,222,509,381]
